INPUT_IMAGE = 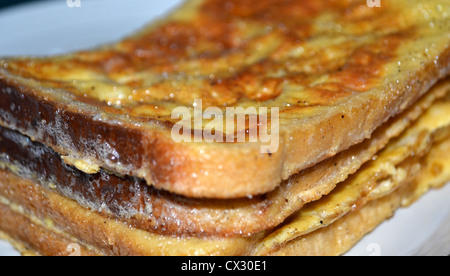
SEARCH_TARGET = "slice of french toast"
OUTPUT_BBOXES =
[0,0,449,198]
[0,85,448,239]
[0,98,449,256]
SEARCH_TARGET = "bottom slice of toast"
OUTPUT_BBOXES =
[1,95,450,256]
[269,138,450,256]
[0,134,449,256]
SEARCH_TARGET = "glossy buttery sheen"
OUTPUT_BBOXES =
[0,99,449,255]
[0,0,449,198]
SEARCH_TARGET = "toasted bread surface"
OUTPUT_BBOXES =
[0,0,449,198]
[0,133,448,256]
[255,102,450,255]
[0,83,447,237]
[268,138,450,256]
[0,205,99,256]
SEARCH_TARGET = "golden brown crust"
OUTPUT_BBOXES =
[0,168,260,256]
[252,100,450,255]
[269,139,450,256]
[1,97,449,255]
[0,202,99,256]
[0,0,448,198]
[269,184,418,256]
[0,81,447,237]
[0,134,448,256]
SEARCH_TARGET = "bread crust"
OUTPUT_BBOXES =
[0,135,448,256]
[269,137,450,256]
[0,169,259,256]
[0,0,448,198]
[0,203,99,256]
[0,81,448,237]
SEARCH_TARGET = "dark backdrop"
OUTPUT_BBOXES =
[0,0,42,9]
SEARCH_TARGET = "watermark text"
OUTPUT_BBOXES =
[67,0,81,8]
[171,100,280,154]
[367,0,381,7]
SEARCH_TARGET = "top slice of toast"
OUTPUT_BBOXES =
[0,0,449,198]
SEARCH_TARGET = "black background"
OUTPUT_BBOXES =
[0,0,41,10]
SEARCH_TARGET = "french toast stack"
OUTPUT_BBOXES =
[0,0,449,256]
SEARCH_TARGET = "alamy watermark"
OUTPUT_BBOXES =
[367,0,381,7]
[67,1,381,9]
[67,0,81,8]
[366,243,381,256]
[171,100,280,154]
[66,243,81,256]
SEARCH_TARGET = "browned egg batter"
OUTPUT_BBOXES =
[3,0,447,122]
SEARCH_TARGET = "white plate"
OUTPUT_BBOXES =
[0,0,448,256]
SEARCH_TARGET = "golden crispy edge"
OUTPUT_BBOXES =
[0,136,448,256]
[257,81,450,233]
[268,138,450,256]
[253,97,450,254]
[0,205,99,256]
[0,81,446,239]
[1,98,449,256]
[0,89,448,252]
[0,168,260,256]
[0,0,448,199]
